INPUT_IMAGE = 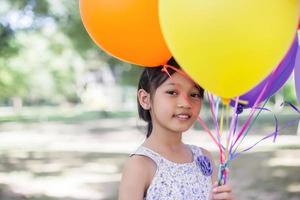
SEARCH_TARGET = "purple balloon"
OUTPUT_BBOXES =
[295,39,300,103]
[231,35,298,110]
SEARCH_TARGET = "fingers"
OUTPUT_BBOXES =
[211,192,234,200]
[225,167,230,174]
[211,182,234,200]
[213,184,232,193]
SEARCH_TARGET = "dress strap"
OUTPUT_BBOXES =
[189,144,204,160]
[130,146,162,165]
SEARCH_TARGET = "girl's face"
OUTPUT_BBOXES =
[150,72,202,134]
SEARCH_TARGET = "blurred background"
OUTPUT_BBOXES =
[0,0,299,199]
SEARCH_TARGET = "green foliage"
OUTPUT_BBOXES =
[0,24,19,57]
[0,0,141,106]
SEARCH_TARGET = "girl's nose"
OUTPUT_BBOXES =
[177,94,191,109]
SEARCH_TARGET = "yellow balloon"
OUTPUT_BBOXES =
[159,0,299,98]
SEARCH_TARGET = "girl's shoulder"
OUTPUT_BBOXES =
[188,144,213,158]
[122,154,156,180]
[125,152,157,173]
[119,153,156,197]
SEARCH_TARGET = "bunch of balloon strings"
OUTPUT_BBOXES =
[161,64,300,186]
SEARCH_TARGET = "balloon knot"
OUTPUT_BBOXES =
[236,103,244,114]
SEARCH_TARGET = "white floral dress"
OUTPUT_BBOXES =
[131,145,213,200]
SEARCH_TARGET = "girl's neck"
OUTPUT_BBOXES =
[144,128,184,151]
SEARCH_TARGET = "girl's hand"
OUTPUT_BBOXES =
[211,182,235,200]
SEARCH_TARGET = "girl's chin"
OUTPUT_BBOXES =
[169,124,193,133]
[156,118,195,133]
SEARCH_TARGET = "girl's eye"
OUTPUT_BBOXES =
[191,93,201,99]
[166,90,178,96]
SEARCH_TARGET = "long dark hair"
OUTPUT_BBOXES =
[137,58,204,138]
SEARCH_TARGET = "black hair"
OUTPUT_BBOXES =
[137,57,204,138]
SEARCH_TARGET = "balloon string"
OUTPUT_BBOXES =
[232,98,269,157]
[231,100,300,160]
[226,103,230,130]
[230,87,268,150]
[164,64,196,83]
[232,130,277,160]
[220,105,224,140]
[281,101,300,114]
[219,104,226,163]
[215,97,220,118]
[230,60,281,151]
[208,93,224,163]
[231,106,280,160]
[227,96,239,159]
[208,94,221,142]
[233,113,239,138]
[196,116,224,162]
[225,104,230,161]
[217,161,229,186]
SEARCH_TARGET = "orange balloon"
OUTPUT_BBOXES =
[79,0,171,66]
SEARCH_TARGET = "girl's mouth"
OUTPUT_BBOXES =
[174,114,191,120]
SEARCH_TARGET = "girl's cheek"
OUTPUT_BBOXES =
[192,101,202,110]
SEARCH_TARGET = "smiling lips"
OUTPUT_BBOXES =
[174,113,191,120]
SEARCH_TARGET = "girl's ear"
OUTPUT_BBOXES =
[138,89,151,110]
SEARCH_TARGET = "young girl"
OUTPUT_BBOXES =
[119,58,234,200]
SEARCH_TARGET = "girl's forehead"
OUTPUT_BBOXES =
[162,72,197,88]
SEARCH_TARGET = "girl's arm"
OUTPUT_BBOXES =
[118,155,155,200]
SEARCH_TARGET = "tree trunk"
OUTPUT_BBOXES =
[12,96,23,113]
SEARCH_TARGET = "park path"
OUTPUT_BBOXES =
[0,117,299,200]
